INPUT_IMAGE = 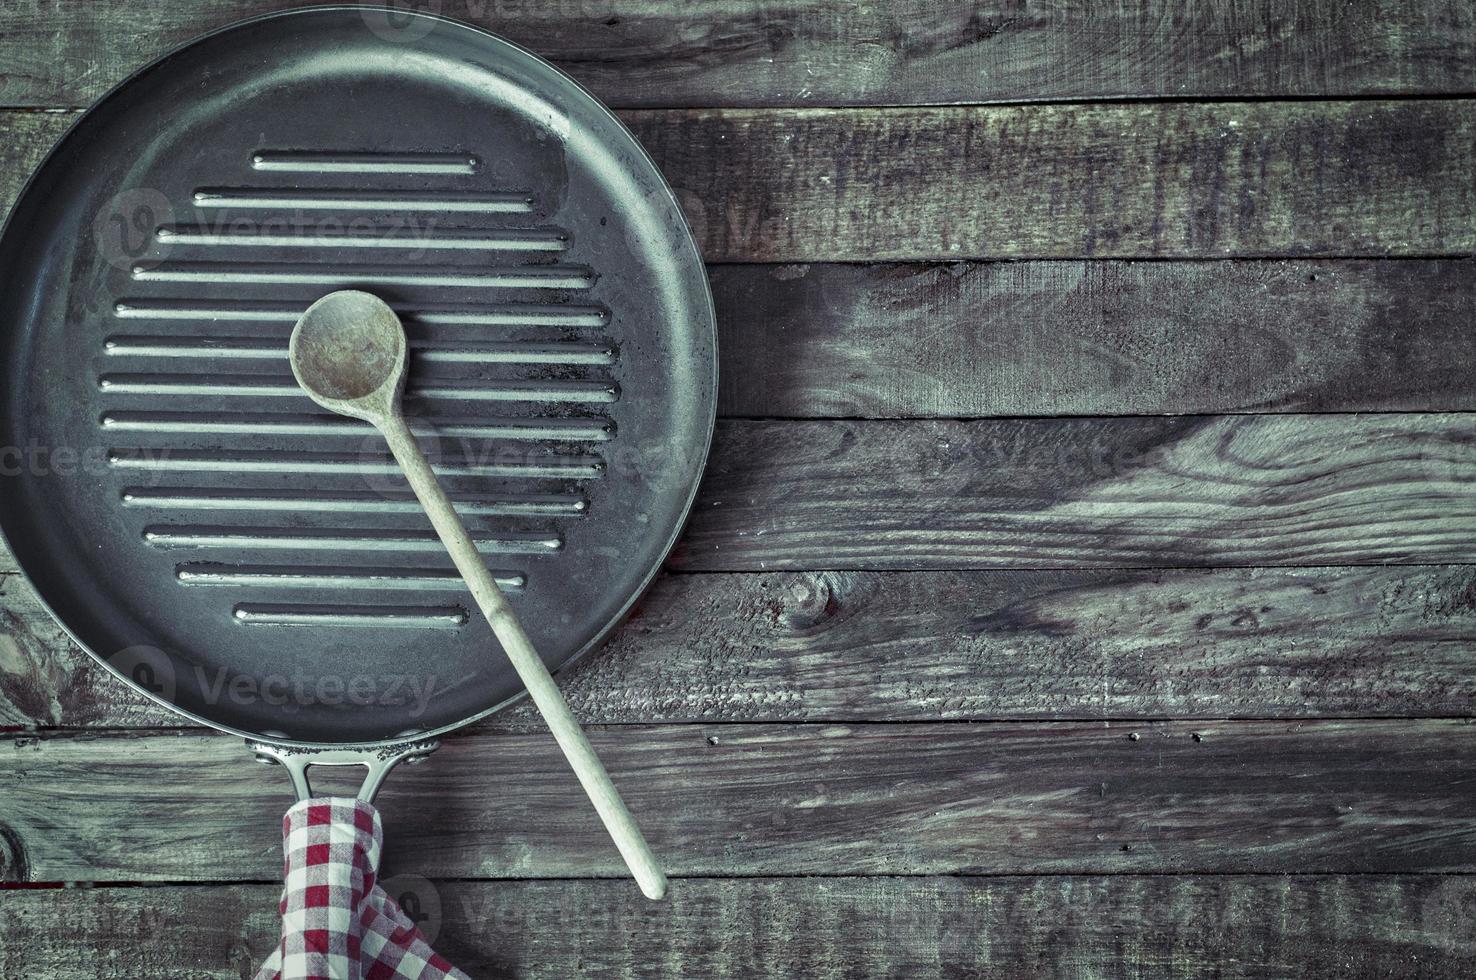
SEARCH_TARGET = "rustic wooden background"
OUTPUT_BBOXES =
[2,1,1476,977]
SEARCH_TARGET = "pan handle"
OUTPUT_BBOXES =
[248,738,440,803]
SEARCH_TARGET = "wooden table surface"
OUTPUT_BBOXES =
[2,2,1475,977]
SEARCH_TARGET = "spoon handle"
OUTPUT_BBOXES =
[379,411,668,901]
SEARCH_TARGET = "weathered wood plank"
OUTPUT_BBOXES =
[626,101,1476,260]
[712,259,1476,417]
[1,414,1472,578]
[673,414,1476,570]
[7,102,1476,260]
[3,876,1474,979]
[4,0,1476,109]
[2,721,1471,881]
[5,565,1476,729]
[6,147,1476,415]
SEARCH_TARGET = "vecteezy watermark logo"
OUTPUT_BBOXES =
[0,441,114,478]
[92,187,174,271]
[1418,877,1476,949]
[356,418,448,499]
[194,666,450,718]
[620,183,710,266]
[382,874,444,943]
[360,0,441,42]
[106,645,177,704]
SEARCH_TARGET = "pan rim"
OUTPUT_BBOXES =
[0,4,718,749]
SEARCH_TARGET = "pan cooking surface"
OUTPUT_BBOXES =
[0,9,715,743]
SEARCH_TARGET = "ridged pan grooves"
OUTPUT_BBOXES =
[112,300,612,327]
[98,147,614,634]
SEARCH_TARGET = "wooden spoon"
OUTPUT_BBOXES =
[289,289,667,900]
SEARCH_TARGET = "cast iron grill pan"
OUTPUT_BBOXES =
[0,8,716,745]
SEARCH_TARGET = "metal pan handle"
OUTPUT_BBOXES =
[248,738,440,803]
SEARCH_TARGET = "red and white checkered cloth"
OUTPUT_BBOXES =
[254,797,470,980]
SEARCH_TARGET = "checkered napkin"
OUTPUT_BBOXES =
[254,797,470,980]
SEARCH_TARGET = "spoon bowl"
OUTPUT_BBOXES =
[289,290,407,419]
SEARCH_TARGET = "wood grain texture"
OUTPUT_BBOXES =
[625,101,1476,260]
[2,721,1472,881]
[673,414,1476,570]
[3,0,1476,109]
[2,414,1472,577]
[3,876,1475,979]
[3,4,1474,974]
[6,101,1476,260]
[5,565,1476,729]
[713,259,1476,416]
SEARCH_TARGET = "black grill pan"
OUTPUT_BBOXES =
[0,6,716,776]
